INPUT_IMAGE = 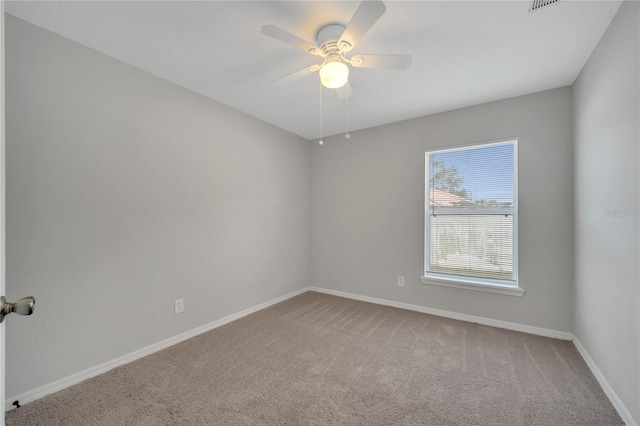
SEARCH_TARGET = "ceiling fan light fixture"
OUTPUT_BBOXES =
[319,61,349,89]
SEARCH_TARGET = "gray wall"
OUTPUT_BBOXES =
[310,87,574,332]
[5,15,309,397]
[573,1,639,423]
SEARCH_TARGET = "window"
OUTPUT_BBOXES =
[422,140,522,296]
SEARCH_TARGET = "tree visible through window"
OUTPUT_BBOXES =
[424,140,518,286]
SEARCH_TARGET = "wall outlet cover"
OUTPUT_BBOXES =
[174,298,184,314]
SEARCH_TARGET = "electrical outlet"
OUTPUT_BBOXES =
[174,298,184,314]
[397,276,405,287]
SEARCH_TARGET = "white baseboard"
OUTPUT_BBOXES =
[572,337,637,426]
[309,287,573,340]
[5,287,310,410]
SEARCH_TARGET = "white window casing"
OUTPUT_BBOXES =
[422,139,523,296]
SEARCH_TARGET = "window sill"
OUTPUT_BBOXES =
[420,274,525,296]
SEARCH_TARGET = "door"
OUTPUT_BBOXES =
[0,8,36,422]
[0,9,37,421]
[1,1,6,422]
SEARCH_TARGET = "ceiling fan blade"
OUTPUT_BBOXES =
[349,54,412,70]
[338,0,386,52]
[261,25,322,56]
[336,83,353,99]
[272,64,322,87]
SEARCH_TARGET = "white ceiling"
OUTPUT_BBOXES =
[5,1,622,140]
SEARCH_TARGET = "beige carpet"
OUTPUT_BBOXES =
[6,291,623,425]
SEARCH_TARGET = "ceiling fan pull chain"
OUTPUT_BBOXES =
[345,89,351,139]
[319,83,324,145]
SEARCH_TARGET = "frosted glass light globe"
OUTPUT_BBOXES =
[319,62,349,89]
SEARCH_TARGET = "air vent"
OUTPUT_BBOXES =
[529,0,559,12]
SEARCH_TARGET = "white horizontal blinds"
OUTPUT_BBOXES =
[430,215,514,280]
[427,141,515,281]
[429,143,515,212]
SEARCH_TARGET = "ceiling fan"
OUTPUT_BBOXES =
[261,0,412,98]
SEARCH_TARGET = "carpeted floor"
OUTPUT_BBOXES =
[6,291,623,425]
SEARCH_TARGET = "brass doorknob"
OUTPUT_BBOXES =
[0,296,36,323]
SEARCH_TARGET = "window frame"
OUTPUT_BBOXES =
[421,139,523,296]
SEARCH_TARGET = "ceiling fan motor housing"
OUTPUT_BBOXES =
[316,24,350,55]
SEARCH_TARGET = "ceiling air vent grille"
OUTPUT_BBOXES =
[529,0,559,12]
